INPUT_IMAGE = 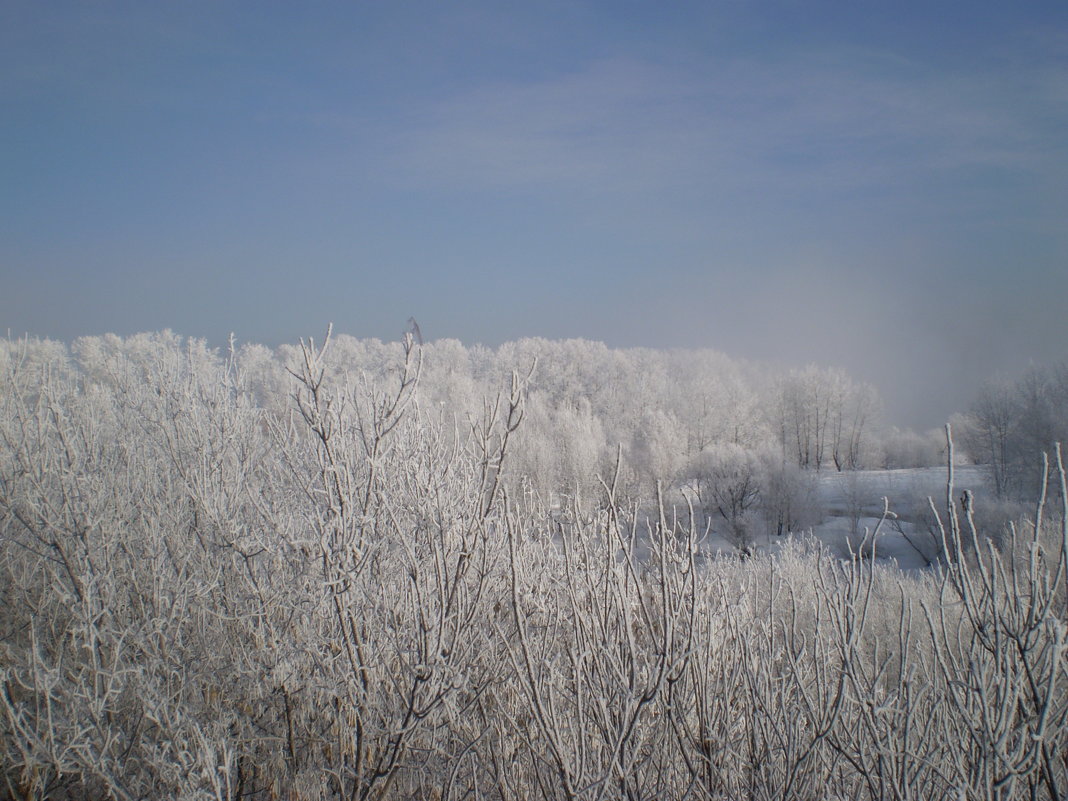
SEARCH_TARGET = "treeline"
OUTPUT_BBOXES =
[229,329,943,546]
[0,330,958,549]
[249,329,908,484]
[1,330,1065,800]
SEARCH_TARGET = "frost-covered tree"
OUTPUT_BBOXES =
[773,365,880,472]
[10,331,1059,801]
[961,364,1068,499]
[683,442,763,550]
[759,453,822,537]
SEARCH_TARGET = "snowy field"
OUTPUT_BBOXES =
[700,465,991,570]
[807,464,989,569]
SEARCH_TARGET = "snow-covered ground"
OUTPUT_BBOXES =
[815,464,988,516]
[808,465,989,569]
[699,465,991,571]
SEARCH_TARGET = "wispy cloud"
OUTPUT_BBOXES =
[386,59,707,191]
[386,47,1068,201]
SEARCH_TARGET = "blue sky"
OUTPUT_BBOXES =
[2,1,1066,426]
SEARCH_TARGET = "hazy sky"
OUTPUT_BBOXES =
[3,1,1066,427]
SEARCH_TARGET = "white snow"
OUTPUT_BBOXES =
[697,465,991,571]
